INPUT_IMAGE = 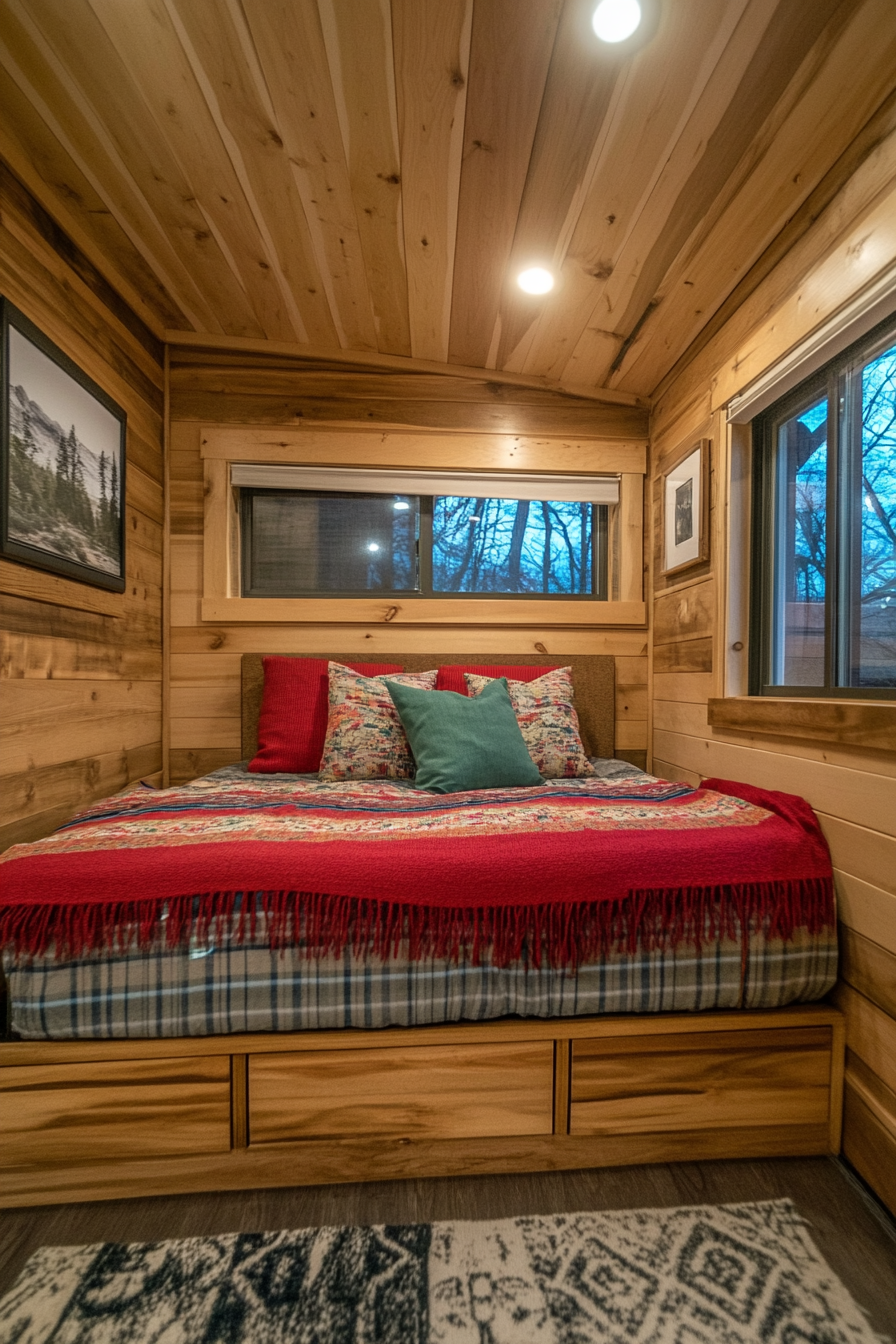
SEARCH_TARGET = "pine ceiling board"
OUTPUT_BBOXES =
[163,0,342,348]
[233,0,378,353]
[447,0,563,369]
[515,0,746,383]
[616,0,896,394]
[564,0,848,392]
[85,0,301,343]
[1,0,269,337]
[0,0,227,334]
[0,72,186,336]
[491,1,622,373]
[556,0,776,391]
[317,0,411,357]
[154,0,334,345]
[649,85,896,411]
[392,0,472,364]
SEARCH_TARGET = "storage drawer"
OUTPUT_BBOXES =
[249,1041,553,1144]
[570,1027,832,1136]
[0,1057,232,1165]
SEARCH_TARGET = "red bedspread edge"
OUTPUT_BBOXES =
[0,777,835,968]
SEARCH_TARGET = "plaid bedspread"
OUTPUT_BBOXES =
[4,921,837,1039]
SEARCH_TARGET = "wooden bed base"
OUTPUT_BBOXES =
[0,1004,844,1208]
[1,659,842,1206]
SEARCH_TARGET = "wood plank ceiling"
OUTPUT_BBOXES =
[1,0,895,398]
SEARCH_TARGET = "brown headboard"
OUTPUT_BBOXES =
[241,653,615,761]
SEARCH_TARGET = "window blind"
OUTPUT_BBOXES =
[229,462,620,504]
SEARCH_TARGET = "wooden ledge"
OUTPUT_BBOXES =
[707,697,896,751]
[201,597,647,627]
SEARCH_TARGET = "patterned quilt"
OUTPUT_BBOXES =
[0,767,834,968]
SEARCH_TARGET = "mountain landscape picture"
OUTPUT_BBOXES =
[5,319,124,581]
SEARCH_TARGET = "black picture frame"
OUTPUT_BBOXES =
[1,297,126,592]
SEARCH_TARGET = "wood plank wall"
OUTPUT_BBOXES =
[0,162,164,852]
[167,351,649,786]
[647,153,896,1211]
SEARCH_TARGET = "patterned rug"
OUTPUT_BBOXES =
[0,1199,883,1343]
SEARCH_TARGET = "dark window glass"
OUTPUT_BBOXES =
[241,490,419,596]
[843,342,896,687]
[241,490,607,599]
[431,497,594,594]
[772,396,827,686]
[752,315,896,697]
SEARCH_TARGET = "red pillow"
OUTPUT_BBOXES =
[436,664,559,696]
[248,657,403,773]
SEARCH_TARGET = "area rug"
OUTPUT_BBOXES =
[0,1199,883,1344]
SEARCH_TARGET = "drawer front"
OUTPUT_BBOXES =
[249,1041,553,1144]
[0,1057,232,1165]
[570,1027,832,1136]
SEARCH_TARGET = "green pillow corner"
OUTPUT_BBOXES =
[386,677,543,793]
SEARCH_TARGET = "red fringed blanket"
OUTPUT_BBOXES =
[0,770,833,968]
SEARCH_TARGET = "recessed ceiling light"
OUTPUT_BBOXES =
[366,542,380,553]
[517,267,554,295]
[592,0,641,43]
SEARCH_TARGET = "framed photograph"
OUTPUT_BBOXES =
[1,298,126,592]
[662,438,709,576]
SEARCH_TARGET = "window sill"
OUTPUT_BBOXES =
[200,597,647,627]
[706,697,896,752]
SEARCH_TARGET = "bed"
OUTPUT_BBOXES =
[0,653,844,1208]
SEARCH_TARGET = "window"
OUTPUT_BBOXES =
[240,488,607,599]
[751,315,896,697]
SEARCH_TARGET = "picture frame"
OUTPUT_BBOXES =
[662,438,709,577]
[1,297,126,592]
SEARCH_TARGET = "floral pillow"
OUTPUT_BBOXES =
[464,666,594,779]
[318,662,438,781]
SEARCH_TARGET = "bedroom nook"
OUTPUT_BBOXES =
[0,0,894,1338]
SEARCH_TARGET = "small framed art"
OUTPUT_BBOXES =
[1,298,126,592]
[662,438,709,576]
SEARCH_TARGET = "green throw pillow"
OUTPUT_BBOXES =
[386,677,543,793]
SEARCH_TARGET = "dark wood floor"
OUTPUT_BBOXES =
[2,1158,894,1334]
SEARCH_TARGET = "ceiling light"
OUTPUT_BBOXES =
[517,267,554,295]
[366,542,380,553]
[393,500,410,511]
[592,0,641,43]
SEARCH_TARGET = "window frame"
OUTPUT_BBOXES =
[238,486,608,602]
[750,312,896,700]
[197,428,647,628]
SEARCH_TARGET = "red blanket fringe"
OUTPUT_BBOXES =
[0,876,834,969]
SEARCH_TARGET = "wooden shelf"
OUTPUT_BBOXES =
[707,697,896,751]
